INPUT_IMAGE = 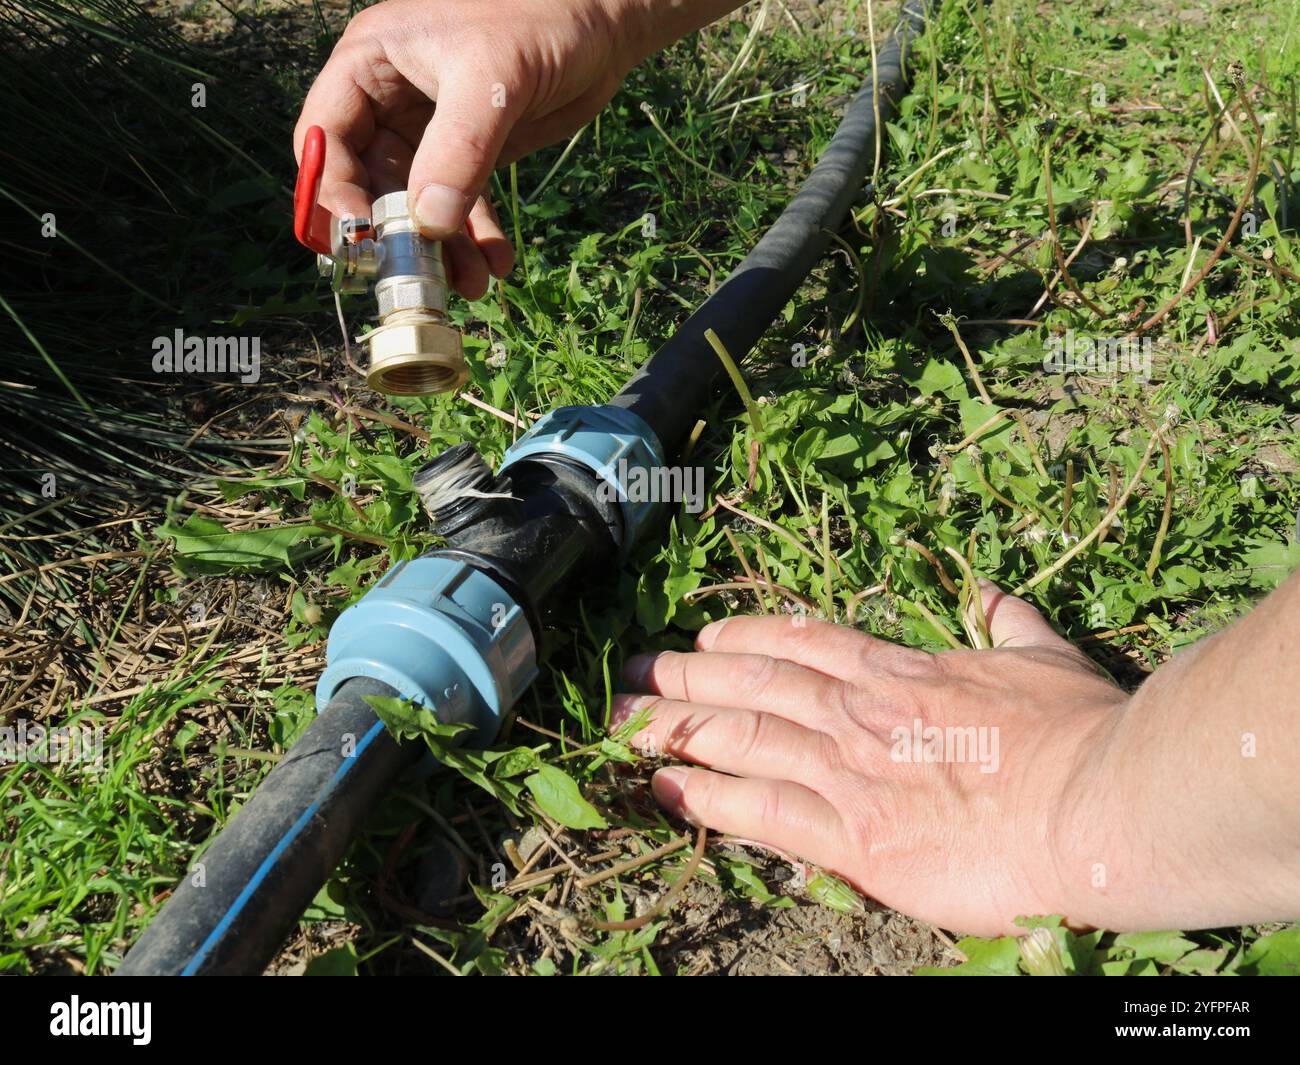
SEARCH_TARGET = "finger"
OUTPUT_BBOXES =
[442,230,491,300]
[969,579,1075,651]
[295,64,378,225]
[408,63,525,238]
[610,695,843,787]
[498,79,618,162]
[696,614,929,682]
[624,650,842,724]
[651,767,850,873]
[359,127,416,197]
[466,195,514,278]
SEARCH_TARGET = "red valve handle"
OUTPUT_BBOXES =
[293,125,332,255]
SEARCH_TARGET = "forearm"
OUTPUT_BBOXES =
[606,0,751,66]
[1060,569,1300,930]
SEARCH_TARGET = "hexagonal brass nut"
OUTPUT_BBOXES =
[366,320,467,396]
[370,191,411,230]
[376,276,446,319]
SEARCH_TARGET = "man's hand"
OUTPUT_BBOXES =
[294,0,740,298]
[612,584,1124,936]
[615,570,1300,937]
[608,582,1138,941]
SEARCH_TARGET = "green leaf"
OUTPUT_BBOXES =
[362,453,414,493]
[1173,947,1230,975]
[304,944,358,976]
[267,684,316,749]
[524,764,607,829]
[159,513,322,573]
[719,858,795,908]
[1111,930,1197,966]
[1239,540,1300,591]
[364,694,462,744]
[906,354,967,398]
[216,476,306,502]
[491,747,541,779]
[326,555,384,589]
[1239,927,1300,975]
[596,737,638,764]
[363,696,525,813]
[918,935,1022,976]
[172,720,201,760]
[303,880,349,921]
[792,427,828,472]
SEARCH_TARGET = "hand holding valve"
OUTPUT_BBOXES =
[294,125,467,396]
[290,0,755,395]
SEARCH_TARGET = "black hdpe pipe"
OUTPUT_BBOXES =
[613,0,933,453]
[117,675,410,975]
[118,0,933,976]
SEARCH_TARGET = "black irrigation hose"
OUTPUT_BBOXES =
[117,0,936,975]
[612,0,934,454]
[116,677,414,975]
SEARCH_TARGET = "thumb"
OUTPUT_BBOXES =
[407,67,522,237]
[969,579,1073,651]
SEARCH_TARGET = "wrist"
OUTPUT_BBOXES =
[601,0,743,69]
[1051,647,1300,932]
[1043,694,1134,931]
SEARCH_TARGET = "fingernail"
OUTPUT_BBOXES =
[652,766,689,810]
[609,693,653,727]
[413,184,468,236]
[696,618,728,650]
[623,653,656,688]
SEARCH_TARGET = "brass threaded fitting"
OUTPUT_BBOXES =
[366,316,467,396]
[364,192,464,396]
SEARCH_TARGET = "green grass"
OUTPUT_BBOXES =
[0,654,284,974]
[4,0,1299,975]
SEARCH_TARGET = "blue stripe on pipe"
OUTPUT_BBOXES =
[180,718,389,975]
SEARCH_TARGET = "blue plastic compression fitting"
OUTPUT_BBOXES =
[498,404,666,553]
[315,404,661,739]
[315,556,537,746]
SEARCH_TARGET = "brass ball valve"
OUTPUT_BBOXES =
[294,126,468,396]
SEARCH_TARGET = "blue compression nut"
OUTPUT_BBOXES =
[315,555,537,747]
[498,404,666,552]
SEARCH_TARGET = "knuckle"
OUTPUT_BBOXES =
[902,646,944,680]
[741,654,783,699]
[852,679,934,736]
[879,642,943,682]
[831,721,877,775]
[435,114,499,170]
[812,727,851,779]
[751,780,785,826]
[343,4,383,37]
[729,711,769,764]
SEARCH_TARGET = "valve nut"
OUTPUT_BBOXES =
[366,319,467,396]
[376,275,448,318]
[370,191,414,231]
